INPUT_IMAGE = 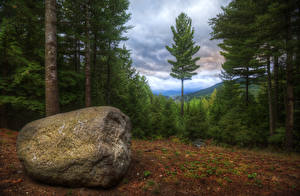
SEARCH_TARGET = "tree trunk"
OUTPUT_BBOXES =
[85,2,91,107]
[106,54,111,105]
[93,33,97,74]
[45,0,60,116]
[285,8,294,150]
[245,72,249,106]
[1,37,8,128]
[181,79,184,116]
[74,37,78,72]
[76,39,80,72]
[267,56,275,136]
[273,55,279,129]
[0,104,7,128]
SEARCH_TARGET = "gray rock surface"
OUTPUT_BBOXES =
[192,138,206,148]
[17,106,131,188]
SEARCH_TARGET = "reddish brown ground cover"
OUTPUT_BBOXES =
[0,128,300,196]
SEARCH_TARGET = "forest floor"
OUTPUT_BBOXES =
[0,128,300,196]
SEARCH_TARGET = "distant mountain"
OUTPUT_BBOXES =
[171,82,222,101]
[184,82,223,100]
[152,88,197,97]
[172,79,260,101]
[152,90,181,97]
[152,78,261,101]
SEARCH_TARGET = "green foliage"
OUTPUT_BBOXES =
[210,0,265,97]
[224,176,232,183]
[247,173,257,179]
[165,12,201,116]
[268,128,285,147]
[143,170,151,178]
[184,98,208,139]
[0,0,151,132]
[0,0,45,124]
[147,180,155,186]
[166,12,200,81]
[1,0,299,152]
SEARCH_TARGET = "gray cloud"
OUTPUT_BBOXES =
[125,0,231,91]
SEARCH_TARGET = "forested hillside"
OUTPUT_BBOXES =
[182,82,223,100]
[0,0,299,152]
[174,79,260,101]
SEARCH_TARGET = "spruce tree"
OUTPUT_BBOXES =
[166,13,200,116]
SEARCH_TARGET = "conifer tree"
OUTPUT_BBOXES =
[85,0,91,107]
[209,0,264,106]
[166,13,200,116]
[45,0,60,116]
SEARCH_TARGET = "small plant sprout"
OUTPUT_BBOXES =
[248,172,257,179]
[144,170,151,177]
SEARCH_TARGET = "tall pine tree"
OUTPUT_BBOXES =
[166,13,200,116]
[45,0,60,116]
[209,0,264,106]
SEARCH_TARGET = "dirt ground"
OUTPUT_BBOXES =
[1,128,300,196]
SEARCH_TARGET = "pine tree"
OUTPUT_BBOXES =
[209,0,264,106]
[253,0,286,136]
[284,0,294,150]
[253,0,298,149]
[166,13,200,116]
[45,0,60,116]
[85,0,91,107]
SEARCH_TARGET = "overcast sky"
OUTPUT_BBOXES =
[125,0,231,93]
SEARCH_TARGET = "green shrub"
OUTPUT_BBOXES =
[247,172,257,179]
[268,127,285,146]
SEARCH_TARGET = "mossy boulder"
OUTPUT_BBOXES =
[17,106,131,188]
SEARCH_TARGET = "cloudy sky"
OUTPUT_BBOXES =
[125,0,231,94]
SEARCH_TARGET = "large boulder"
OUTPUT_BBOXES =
[17,106,131,188]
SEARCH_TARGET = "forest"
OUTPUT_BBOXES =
[1,0,299,151]
[1,0,300,195]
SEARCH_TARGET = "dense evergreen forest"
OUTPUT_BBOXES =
[0,0,299,151]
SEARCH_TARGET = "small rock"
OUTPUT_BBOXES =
[192,138,206,148]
